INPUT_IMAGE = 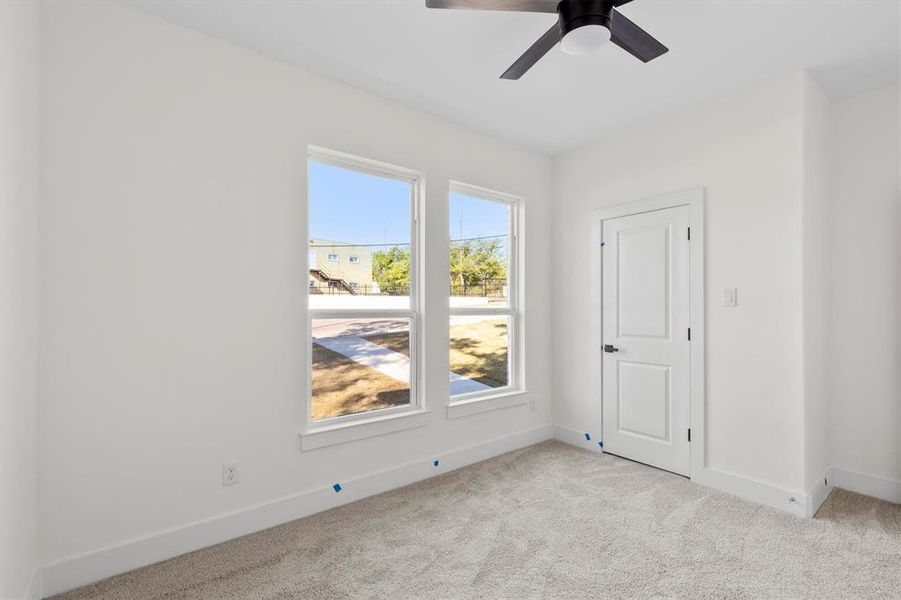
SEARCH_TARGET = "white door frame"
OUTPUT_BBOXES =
[589,188,706,480]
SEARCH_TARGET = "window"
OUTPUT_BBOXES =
[327,253,339,262]
[307,148,421,427]
[449,183,521,401]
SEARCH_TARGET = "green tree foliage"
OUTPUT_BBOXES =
[371,240,508,296]
[450,239,506,289]
[372,246,410,294]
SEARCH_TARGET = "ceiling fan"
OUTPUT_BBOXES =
[425,0,668,79]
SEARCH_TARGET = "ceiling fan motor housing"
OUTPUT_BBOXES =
[557,0,614,37]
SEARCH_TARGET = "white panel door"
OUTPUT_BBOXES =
[602,205,691,476]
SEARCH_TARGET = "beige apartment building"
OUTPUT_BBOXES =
[309,239,375,294]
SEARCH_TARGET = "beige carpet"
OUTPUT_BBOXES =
[51,441,901,599]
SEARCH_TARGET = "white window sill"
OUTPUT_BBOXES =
[300,409,430,451]
[447,390,529,419]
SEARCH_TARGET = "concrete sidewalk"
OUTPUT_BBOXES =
[315,334,491,395]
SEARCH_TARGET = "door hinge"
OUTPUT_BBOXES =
[687,327,691,341]
[687,227,691,240]
[688,428,691,442]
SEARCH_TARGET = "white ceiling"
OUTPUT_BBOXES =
[126,0,899,155]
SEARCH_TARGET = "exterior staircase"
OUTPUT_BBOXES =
[309,268,357,295]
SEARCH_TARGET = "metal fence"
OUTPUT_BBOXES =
[450,279,507,298]
[309,283,409,296]
[309,279,508,298]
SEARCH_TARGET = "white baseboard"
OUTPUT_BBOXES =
[40,424,554,598]
[553,424,605,454]
[828,467,901,504]
[807,472,834,518]
[555,425,810,518]
[696,467,809,518]
[40,423,896,598]
[26,568,42,600]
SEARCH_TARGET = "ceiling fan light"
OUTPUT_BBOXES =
[560,23,611,55]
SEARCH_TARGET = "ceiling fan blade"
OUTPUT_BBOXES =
[612,0,635,5]
[425,0,558,13]
[610,9,668,62]
[500,22,561,80]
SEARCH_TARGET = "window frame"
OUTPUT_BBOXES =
[447,181,525,412]
[302,146,426,447]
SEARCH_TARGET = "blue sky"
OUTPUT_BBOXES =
[309,161,508,247]
[448,191,508,241]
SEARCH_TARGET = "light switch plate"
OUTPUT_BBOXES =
[723,288,738,308]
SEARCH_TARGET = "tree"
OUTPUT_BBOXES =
[372,246,410,294]
[449,239,506,291]
[372,239,508,296]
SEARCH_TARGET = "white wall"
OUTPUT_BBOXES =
[0,1,42,598]
[38,0,552,572]
[552,75,809,494]
[826,85,900,484]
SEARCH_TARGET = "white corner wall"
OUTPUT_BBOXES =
[827,85,900,489]
[552,74,809,497]
[800,75,831,499]
[552,73,901,511]
[38,0,553,591]
[0,1,42,598]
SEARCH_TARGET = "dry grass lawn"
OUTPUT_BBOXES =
[367,317,509,388]
[449,318,508,388]
[312,318,508,420]
[311,343,409,420]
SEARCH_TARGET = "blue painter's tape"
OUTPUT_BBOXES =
[598,441,604,448]
[433,460,440,467]
[584,433,591,441]
[332,483,342,493]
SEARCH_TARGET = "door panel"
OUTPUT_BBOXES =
[618,361,669,441]
[602,206,690,476]
[617,227,668,338]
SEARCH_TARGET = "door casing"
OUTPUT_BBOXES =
[590,188,706,481]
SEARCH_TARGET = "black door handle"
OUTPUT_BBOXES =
[604,344,619,353]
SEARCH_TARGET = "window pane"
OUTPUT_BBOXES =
[449,192,510,310]
[309,160,412,310]
[312,318,411,420]
[449,315,510,396]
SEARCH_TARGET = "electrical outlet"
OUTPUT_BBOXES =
[222,461,240,486]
